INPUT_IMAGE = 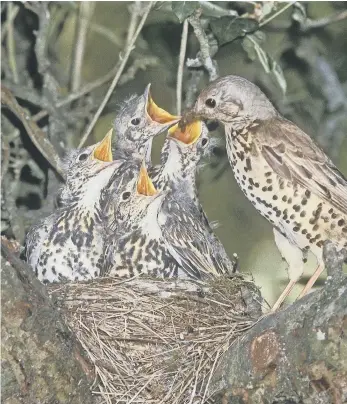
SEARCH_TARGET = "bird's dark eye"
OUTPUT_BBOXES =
[122,191,131,201]
[205,98,216,108]
[201,138,209,147]
[131,118,141,126]
[78,153,89,161]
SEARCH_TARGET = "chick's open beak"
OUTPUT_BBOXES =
[93,129,113,162]
[137,163,158,196]
[145,84,180,124]
[168,120,202,145]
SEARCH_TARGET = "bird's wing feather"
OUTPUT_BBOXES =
[256,119,347,215]
[161,200,232,278]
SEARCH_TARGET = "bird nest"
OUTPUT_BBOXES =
[48,275,261,404]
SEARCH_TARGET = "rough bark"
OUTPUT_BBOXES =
[1,239,96,404]
[211,242,347,404]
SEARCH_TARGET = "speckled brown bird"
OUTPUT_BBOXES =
[25,130,123,283]
[104,160,236,279]
[183,75,347,310]
[112,84,180,164]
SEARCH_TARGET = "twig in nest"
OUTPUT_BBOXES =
[187,10,219,82]
[176,19,189,115]
[78,2,154,148]
[1,85,64,178]
[6,2,19,84]
[71,2,94,92]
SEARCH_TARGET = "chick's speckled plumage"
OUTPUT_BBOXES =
[25,144,122,283]
[103,162,182,279]
[150,121,237,275]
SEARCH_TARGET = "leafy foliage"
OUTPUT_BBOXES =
[242,34,287,94]
[171,1,199,23]
[210,16,258,46]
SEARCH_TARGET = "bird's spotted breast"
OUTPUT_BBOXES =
[226,127,347,256]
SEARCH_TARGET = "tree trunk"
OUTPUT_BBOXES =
[1,239,97,404]
[211,242,347,404]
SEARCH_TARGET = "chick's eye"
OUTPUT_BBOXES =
[201,138,209,147]
[78,153,89,161]
[131,118,141,126]
[122,191,131,201]
[205,98,216,108]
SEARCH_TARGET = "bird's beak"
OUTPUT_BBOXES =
[93,129,113,162]
[137,162,157,196]
[168,120,202,145]
[145,84,180,125]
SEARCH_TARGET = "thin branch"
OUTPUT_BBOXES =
[199,1,238,18]
[118,55,159,86]
[176,19,189,115]
[78,2,154,148]
[1,3,19,39]
[6,2,19,83]
[126,1,141,47]
[89,21,123,47]
[258,2,294,28]
[1,138,10,184]
[301,9,347,31]
[1,85,64,178]
[188,10,218,81]
[71,2,94,92]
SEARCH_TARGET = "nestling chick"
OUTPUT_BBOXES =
[25,130,123,283]
[112,84,180,164]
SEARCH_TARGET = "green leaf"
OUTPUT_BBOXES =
[210,16,258,46]
[242,35,287,94]
[171,1,199,23]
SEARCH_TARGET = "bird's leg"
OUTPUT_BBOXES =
[271,279,297,312]
[272,229,304,311]
[297,262,325,299]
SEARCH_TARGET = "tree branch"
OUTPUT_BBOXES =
[176,19,189,115]
[78,2,154,148]
[211,242,347,403]
[1,239,96,403]
[187,9,219,81]
[1,85,64,178]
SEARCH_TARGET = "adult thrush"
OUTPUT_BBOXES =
[112,84,179,164]
[184,75,347,310]
[25,130,122,283]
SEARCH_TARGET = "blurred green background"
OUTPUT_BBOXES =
[2,1,347,306]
